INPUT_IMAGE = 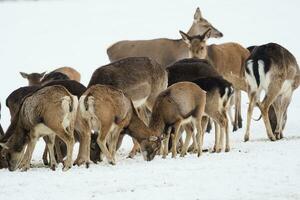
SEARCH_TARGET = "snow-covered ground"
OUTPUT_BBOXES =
[0,0,300,199]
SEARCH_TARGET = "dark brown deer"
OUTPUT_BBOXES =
[20,66,81,86]
[88,57,168,158]
[107,7,223,67]
[179,30,250,132]
[244,43,300,141]
[0,85,78,171]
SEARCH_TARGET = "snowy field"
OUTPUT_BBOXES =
[0,0,300,199]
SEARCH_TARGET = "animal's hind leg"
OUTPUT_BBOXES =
[171,121,182,158]
[19,137,38,171]
[42,137,49,166]
[46,134,58,170]
[180,124,193,157]
[233,89,241,131]
[58,132,75,171]
[244,92,256,142]
[258,80,284,141]
[96,124,115,165]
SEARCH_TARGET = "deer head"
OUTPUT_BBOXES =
[187,7,223,38]
[179,29,211,59]
[20,71,46,86]
[140,135,162,161]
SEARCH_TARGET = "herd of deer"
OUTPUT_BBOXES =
[0,7,299,171]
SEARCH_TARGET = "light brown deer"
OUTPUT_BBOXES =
[179,30,250,131]
[149,82,206,158]
[167,60,234,152]
[244,43,300,141]
[88,57,168,158]
[107,7,223,67]
[0,85,78,171]
[20,66,81,86]
[79,84,162,164]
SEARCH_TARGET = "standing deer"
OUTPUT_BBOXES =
[244,43,300,141]
[20,66,81,86]
[179,30,250,131]
[149,82,206,158]
[79,84,162,164]
[88,57,168,158]
[0,85,78,171]
[167,59,234,152]
[247,46,287,133]
[107,7,223,67]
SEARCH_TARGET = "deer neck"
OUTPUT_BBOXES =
[149,110,165,137]
[127,110,155,143]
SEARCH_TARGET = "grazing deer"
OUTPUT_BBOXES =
[107,7,223,67]
[5,81,91,166]
[179,30,250,131]
[79,85,162,164]
[149,82,206,158]
[167,59,234,152]
[20,66,81,86]
[88,57,168,158]
[244,43,300,141]
[0,85,78,171]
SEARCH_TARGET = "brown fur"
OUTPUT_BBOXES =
[79,85,161,164]
[244,43,299,141]
[180,30,250,131]
[107,8,223,67]
[0,85,78,171]
[20,66,81,86]
[149,82,206,158]
[88,57,168,158]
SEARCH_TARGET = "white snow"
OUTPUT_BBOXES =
[0,0,300,200]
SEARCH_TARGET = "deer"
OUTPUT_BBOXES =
[167,59,234,152]
[244,43,300,141]
[88,57,168,159]
[0,85,78,171]
[79,84,163,164]
[247,46,287,133]
[179,29,250,132]
[5,80,93,166]
[20,66,81,86]
[148,82,206,158]
[107,7,223,68]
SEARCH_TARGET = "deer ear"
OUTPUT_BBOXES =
[194,7,202,21]
[20,72,28,79]
[179,30,191,45]
[149,136,158,142]
[40,71,46,78]
[200,29,212,41]
[0,142,8,149]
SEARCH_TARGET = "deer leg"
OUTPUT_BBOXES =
[96,124,115,165]
[42,137,49,166]
[213,121,220,152]
[275,92,292,139]
[237,90,243,129]
[224,112,230,152]
[110,127,123,163]
[162,131,170,159]
[180,124,193,157]
[54,138,64,164]
[20,137,38,171]
[171,122,182,158]
[128,138,140,159]
[244,92,256,142]
[46,134,58,171]
[195,120,204,157]
[58,132,75,171]
[232,90,239,131]
[74,124,91,167]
